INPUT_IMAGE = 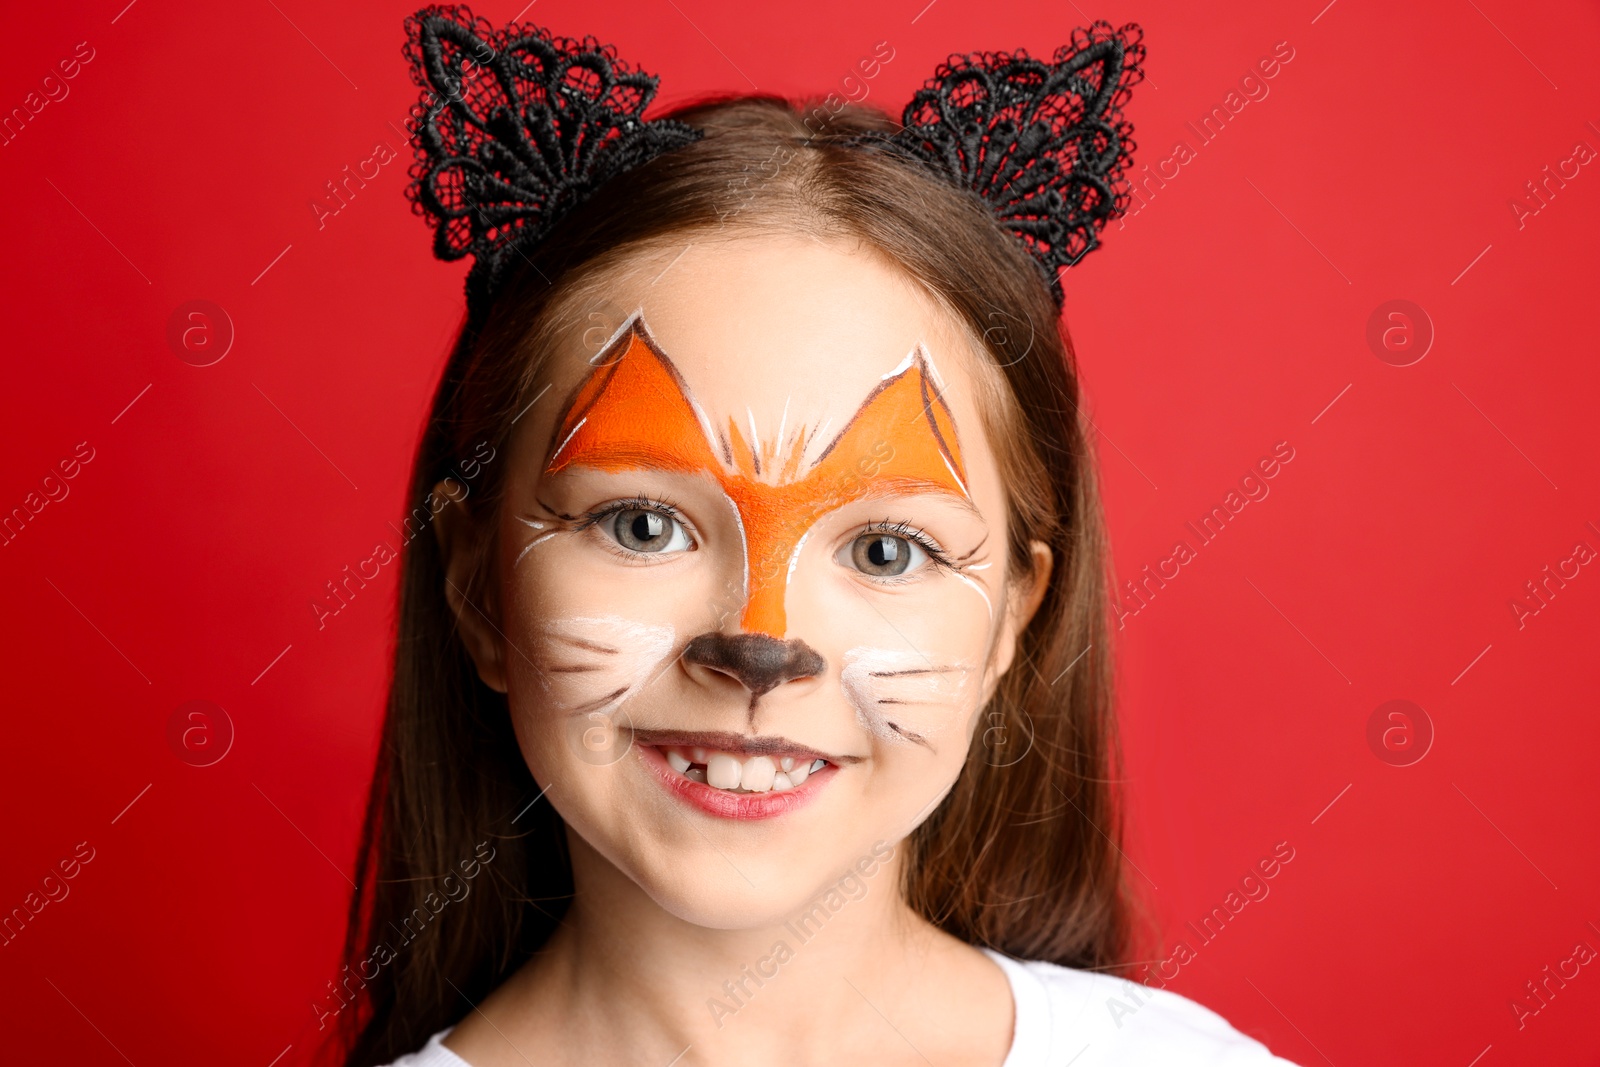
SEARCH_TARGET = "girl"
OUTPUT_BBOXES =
[335,7,1300,1064]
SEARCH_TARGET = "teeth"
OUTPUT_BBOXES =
[706,753,742,790]
[741,756,777,792]
[659,746,827,794]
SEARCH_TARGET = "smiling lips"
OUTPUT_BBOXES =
[631,727,857,819]
[665,746,823,792]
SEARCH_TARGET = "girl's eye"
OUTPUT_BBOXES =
[840,533,928,577]
[609,508,692,554]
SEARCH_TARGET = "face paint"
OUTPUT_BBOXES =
[537,615,678,717]
[948,570,994,623]
[839,646,975,749]
[513,516,557,568]
[544,315,971,637]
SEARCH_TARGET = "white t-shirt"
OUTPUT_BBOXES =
[379,947,1300,1066]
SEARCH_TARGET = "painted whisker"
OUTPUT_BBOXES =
[548,635,621,655]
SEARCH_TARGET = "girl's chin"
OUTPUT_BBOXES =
[647,887,813,931]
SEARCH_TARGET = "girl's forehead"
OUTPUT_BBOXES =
[545,235,989,442]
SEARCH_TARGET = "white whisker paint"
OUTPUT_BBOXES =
[541,616,676,714]
[840,646,970,744]
[950,570,992,622]
[513,532,557,568]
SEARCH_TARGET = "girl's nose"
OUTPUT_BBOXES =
[681,631,826,701]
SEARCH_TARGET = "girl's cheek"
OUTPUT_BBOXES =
[500,532,709,719]
[774,550,993,746]
[838,644,981,749]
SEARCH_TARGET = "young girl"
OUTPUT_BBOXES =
[334,7,1300,1064]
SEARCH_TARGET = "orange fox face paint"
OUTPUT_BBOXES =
[544,315,970,637]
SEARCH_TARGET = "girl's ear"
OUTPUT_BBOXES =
[434,484,509,693]
[984,540,1054,699]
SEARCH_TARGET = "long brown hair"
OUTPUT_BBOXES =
[333,95,1128,1066]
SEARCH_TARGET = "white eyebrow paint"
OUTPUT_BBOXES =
[595,306,648,355]
[872,343,970,497]
[805,417,834,467]
[546,415,588,467]
[939,447,970,499]
[720,487,749,601]
[685,389,721,464]
[915,342,951,392]
[784,528,812,586]
[882,349,918,380]
[882,343,950,389]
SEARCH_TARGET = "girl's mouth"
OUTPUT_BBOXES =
[662,744,826,792]
[636,743,838,819]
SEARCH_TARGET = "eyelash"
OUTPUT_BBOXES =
[576,495,698,556]
[573,498,953,573]
[857,518,956,573]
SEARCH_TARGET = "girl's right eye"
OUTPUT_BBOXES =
[842,532,927,577]
[607,508,693,555]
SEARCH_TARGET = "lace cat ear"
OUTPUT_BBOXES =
[879,23,1145,304]
[402,5,700,321]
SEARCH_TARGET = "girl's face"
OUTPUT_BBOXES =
[449,234,1048,928]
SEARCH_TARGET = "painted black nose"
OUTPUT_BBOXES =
[681,632,826,699]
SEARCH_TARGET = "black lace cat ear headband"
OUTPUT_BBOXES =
[401,4,1143,329]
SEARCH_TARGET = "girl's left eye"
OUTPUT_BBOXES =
[837,532,930,577]
[607,508,693,554]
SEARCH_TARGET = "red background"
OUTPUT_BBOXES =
[2,0,1597,1063]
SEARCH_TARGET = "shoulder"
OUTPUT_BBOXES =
[370,1028,470,1067]
[982,949,1302,1066]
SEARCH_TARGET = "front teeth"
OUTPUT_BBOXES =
[706,753,743,790]
[662,747,827,793]
[742,754,778,791]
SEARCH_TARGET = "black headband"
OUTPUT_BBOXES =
[402,4,1143,327]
